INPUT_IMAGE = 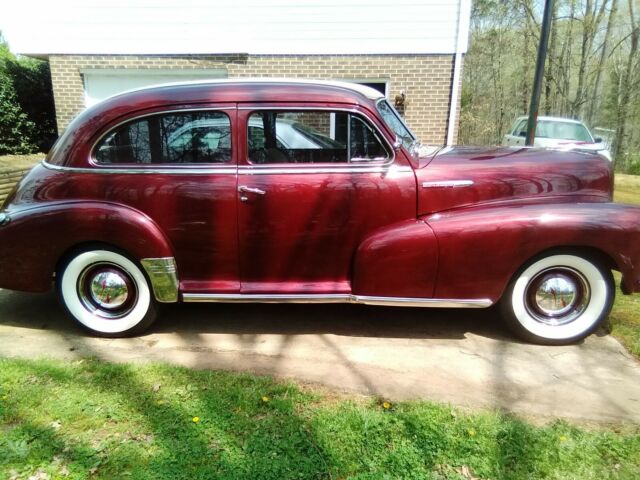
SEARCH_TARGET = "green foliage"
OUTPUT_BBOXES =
[0,35,56,155]
[1,357,639,479]
[461,0,640,167]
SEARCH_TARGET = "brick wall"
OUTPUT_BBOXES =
[49,54,462,145]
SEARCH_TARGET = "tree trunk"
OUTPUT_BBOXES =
[544,0,559,114]
[588,0,618,124]
[613,0,639,167]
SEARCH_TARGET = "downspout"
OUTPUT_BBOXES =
[446,0,471,146]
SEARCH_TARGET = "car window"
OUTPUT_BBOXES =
[95,111,232,165]
[513,119,527,136]
[247,111,390,164]
[536,120,593,142]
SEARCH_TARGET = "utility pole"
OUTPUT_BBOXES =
[526,0,555,146]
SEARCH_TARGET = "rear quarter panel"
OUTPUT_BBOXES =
[0,200,174,292]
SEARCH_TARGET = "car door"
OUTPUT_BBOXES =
[503,119,527,146]
[90,105,240,294]
[235,104,417,294]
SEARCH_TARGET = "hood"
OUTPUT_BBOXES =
[415,146,613,215]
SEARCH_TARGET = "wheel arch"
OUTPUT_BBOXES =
[499,245,618,303]
[0,201,176,294]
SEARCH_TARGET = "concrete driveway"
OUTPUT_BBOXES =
[1,288,639,424]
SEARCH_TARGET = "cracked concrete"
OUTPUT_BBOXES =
[1,288,639,424]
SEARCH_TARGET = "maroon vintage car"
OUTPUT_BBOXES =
[1,79,639,344]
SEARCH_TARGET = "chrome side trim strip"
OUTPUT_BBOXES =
[41,160,413,176]
[182,293,492,308]
[42,160,237,175]
[237,165,408,175]
[353,295,491,308]
[184,293,350,303]
[422,180,474,188]
[140,257,179,303]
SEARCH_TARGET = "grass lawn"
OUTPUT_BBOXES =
[610,174,640,357]
[1,358,639,480]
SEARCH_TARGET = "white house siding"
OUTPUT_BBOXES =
[2,0,469,55]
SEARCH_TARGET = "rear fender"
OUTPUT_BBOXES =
[0,201,174,293]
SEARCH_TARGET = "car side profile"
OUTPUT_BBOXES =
[502,115,612,161]
[0,79,639,344]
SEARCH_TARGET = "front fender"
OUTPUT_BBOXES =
[425,202,640,302]
[0,201,174,293]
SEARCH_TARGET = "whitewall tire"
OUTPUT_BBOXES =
[500,254,614,345]
[57,249,157,337]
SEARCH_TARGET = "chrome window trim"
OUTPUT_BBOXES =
[241,106,395,168]
[182,293,493,309]
[42,159,413,176]
[375,98,418,145]
[88,107,233,170]
[238,164,412,176]
[42,159,237,175]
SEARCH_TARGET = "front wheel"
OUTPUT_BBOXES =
[500,253,614,345]
[57,249,157,337]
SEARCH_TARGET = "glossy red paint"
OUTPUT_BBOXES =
[1,80,639,305]
[417,146,612,215]
[424,202,640,301]
[0,196,173,292]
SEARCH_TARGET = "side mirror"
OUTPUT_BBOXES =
[518,131,527,137]
[393,136,402,151]
[594,137,603,143]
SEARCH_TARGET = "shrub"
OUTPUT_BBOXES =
[0,35,56,155]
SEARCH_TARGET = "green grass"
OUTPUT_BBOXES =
[1,358,639,480]
[610,174,640,357]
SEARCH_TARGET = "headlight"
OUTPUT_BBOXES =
[0,212,10,226]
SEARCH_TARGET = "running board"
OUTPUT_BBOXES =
[181,293,492,309]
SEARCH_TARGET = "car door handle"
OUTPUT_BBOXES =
[238,186,266,195]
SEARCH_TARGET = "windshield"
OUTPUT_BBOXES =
[376,99,415,149]
[536,120,593,142]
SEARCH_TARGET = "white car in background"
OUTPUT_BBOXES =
[502,116,612,161]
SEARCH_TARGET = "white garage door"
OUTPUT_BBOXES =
[82,68,228,107]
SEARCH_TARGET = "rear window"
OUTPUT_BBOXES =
[94,111,231,165]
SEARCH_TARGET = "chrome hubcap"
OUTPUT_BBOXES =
[89,270,129,309]
[78,263,137,318]
[525,268,590,326]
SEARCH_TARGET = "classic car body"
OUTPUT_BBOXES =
[1,79,639,343]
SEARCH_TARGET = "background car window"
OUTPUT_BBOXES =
[247,111,389,164]
[536,120,593,142]
[513,119,527,136]
[95,111,231,164]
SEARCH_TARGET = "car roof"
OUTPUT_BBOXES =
[514,115,585,125]
[108,78,385,102]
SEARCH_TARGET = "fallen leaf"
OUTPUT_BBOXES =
[152,383,161,392]
[50,420,62,430]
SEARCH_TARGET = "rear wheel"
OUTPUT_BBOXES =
[57,249,157,337]
[500,253,614,345]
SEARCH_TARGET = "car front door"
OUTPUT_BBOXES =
[235,104,417,295]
